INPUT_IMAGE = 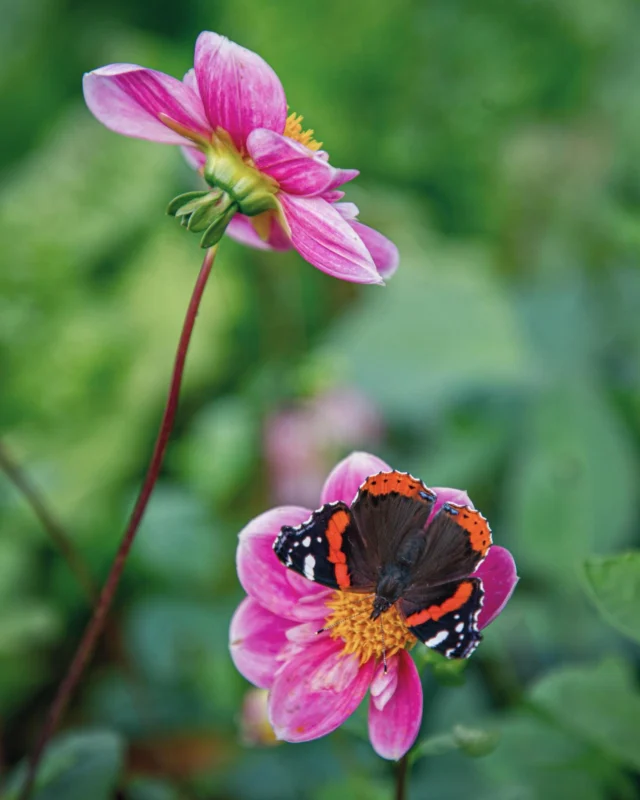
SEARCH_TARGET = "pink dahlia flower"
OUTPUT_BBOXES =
[230,451,518,760]
[83,32,398,285]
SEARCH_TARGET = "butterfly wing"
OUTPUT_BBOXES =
[273,502,374,591]
[400,577,484,658]
[350,471,437,574]
[409,503,492,589]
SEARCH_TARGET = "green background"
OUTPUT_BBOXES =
[1,0,640,797]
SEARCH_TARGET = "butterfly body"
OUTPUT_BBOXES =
[371,529,428,619]
[273,471,492,659]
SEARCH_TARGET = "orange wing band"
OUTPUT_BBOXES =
[326,509,351,588]
[405,581,474,627]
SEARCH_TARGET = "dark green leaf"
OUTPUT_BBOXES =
[530,659,640,771]
[4,729,124,800]
[584,552,640,643]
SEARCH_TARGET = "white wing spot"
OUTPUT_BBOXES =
[455,622,464,633]
[303,554,316,580]
[425,630,448,648]
[302,536,311,548]
[316,537,322,543]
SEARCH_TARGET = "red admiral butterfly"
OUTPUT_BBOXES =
[273,470,492,659]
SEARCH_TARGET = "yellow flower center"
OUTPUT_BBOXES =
[284,112,323,151]
[325,591,417,664]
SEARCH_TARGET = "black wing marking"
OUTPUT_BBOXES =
[273,502,373,591]
[400,577,484,659]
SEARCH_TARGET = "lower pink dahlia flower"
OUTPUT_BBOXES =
[230,452,518,760]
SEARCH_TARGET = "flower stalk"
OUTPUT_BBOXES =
[395,753,409,800]
[0,442,97,604]
[19,245,218,800]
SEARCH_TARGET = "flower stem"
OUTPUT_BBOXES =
[395,754,409,800]
[19,245,218,800]
[0,442,97,604]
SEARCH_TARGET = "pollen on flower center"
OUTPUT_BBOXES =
[324,591,416,664]
[284,112,323,151]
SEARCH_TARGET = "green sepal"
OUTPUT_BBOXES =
[187,201,224,232]
[452,725,500,757]
[200,202,238,248]
[166,191,211,217]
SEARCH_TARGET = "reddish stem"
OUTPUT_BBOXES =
[20,245,218,800]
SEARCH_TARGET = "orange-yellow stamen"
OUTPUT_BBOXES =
[324,592,416,664]
[284,112,323,151]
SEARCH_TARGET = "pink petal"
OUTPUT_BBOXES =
[349,221,399,280]
[226,213,292,252]
[278,195,382,285]
[335,202,359,221]
[369,657,399,711]
[194,32,287,151]
[83,64,210,144]
[322,190,345,203]
[237,507,331,622]
[320,451,392,505]
[429,487,474,521]
[247,129,358,197]
[473,545,519,629]
[230,597,292,689]
[368,650,423,760]
[268,636,376,742]
[183,67,199,95]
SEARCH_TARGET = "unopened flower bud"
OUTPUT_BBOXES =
[240,689,278,747]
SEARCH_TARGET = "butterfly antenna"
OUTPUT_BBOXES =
[380,615,388,674]
[316,608,368,635]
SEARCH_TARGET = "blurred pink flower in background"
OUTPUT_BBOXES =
[230,452,518,760]
[264,387,383,507]
[83,32,398,283]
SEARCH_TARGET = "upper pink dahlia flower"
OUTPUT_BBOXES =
[83,32,398,285]
[230,451,518,760]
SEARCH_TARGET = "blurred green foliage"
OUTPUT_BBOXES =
[1,0,640,797]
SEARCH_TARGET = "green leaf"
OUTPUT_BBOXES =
[4,729,124,800]
[478,712,624,800]
[530,659,640,771]
[411,725,499,764]
[584,552,640,643]
[505,382,636,581]
[324,241,534,420]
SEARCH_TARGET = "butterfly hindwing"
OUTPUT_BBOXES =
[273,502,358,590]
[400,578,484,659]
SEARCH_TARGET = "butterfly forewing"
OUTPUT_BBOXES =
[409,503,492,589]
[351,471,436,571]
[400,577,484,658]
[273,502,373,591]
